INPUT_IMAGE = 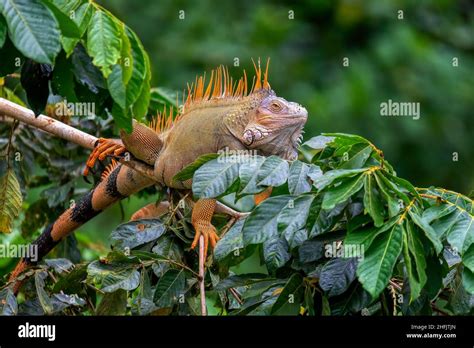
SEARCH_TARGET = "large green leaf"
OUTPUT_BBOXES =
[61,1,94,56]
[315,168,366,191]
[238,156,266,196]
[263,237,290,273]
[357,222,404,298]
[1,0,61,64]
[319,257,358,297]
[402,221,427,301]
[255,156,289,187]
[270,273,304,314]
[288,160,315,195]
[41,0,80,38]
[277,194,314,240]
[35,271,54,314]
[242,195,294,245]
[86,10,122,77]
[110,218,166,250]
[125,27,147,107]
[0,15,6,48]
[192,159,240,198]
[340,145,373,169]
[87,260,140,293]
[153,269,186,308]
[363,173,385,227]
[214,218,245,262]
[322,173,365,210]
[173,153,218,182]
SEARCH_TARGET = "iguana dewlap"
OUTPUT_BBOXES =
[9,60,308,291]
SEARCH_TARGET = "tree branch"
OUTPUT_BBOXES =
[0,97,156,181]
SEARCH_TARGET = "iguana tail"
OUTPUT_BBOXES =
[9,163,154,293]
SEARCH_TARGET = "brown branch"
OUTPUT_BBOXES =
[0,97,157,182]
[199,235,207,316]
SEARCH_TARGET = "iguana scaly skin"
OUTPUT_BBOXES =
[9,60,308,291]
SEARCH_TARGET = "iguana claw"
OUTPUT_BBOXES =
[83,138,126,176]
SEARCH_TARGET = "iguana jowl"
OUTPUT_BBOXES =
[9,60,308,291]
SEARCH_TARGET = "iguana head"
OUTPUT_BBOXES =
[242,88,307,161]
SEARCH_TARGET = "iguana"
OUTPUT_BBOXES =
[9,60,308,292]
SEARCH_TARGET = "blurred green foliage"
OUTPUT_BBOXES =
[101,0,474,194]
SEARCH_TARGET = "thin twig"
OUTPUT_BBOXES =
[199,235,206,316]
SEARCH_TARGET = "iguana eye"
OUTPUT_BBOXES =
[269,101,283,112]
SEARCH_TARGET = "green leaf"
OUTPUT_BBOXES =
[0,15,6,48]
[0,168,23,234]
[1,0,61,64]
[107,64,126,108]
[111,102,131,133]
[125,26,147,107]
[363,173,385,227]
[61,2,93,56]
[151,235,184,276]
[153,269,186,308]
[323,133,371,147]
[298,238,324,263]
[409,210,443,254]
[44,258,74,274]
[35,271,54,314]
[238,156,266,196]
[214,218,245,262]
[263,237,290,274]
[255,156,289,187]
[71,43,106,92]
[271,273,304,314]
[345,219,397,252]
[319,258,358,297]
[402,223,421,301]
[173,153,219,182]
[277,194,315,240]
[462,267,474,295]
[374,171,401,217]
[86,10,122,77]
[111,218,166,250]
[41,0,80,38]
[215,273,272,291]
[315,168,366,191]
[463,244,474,273]
[192,159,240,199]
[0,288,18,315]
[242,195,294,245]
[96,289,127,315]
[340,145,373,169]
[357,223,404,298]
[322,173,365,210]
[87,261,140,293]
[288,160,314,195]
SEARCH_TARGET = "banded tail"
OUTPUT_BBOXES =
[9,163,154,293]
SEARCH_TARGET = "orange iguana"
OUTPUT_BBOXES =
[9,60,308,292]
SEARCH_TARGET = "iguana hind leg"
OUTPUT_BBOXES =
[130,201,170,221]
[191,198,219,258]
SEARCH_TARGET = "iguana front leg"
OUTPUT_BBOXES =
[191,198,219,258]
[84,120,163,176]
[84,138,126,175]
